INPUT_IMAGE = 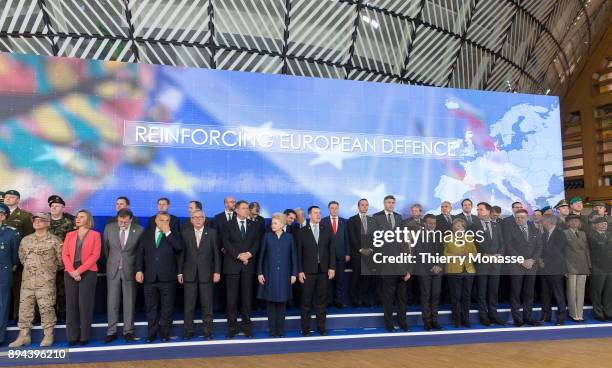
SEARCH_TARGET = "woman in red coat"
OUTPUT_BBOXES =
[62,209,101,346]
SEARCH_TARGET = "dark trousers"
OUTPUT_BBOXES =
[266,301,287,335]
[510,273,536,323]
[55,270,66,321]
[350,255,375,306]
[329,258,345,304]
[477,274,500,320]
[144,281,176,338]
[541,274,567,322]
[301,272,328,333]
[0,274,12,343]
[64,271,97,342]
[590,273,612,319]
[419,273,441,323]
[448,274,473,324]
[184,279,213,336]
[226,272,253,334]
[381,275,408,330]
[11,266,22,321]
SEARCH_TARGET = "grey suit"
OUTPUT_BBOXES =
[103,221,144,336]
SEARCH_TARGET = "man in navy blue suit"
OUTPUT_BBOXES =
[136,213,184,343]
[322,201,350,308]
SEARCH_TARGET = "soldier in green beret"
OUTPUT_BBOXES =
[47,195,74,322]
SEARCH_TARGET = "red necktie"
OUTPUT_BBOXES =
[332,217,337,235]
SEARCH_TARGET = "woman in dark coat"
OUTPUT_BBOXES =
[257,213,298,337]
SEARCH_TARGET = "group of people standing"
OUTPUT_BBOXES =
[0,189,610,347]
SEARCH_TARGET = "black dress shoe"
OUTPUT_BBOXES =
[301,331,311,337]
[525,320,542,326]
[364,302,374,308]
[431,321,443,330]
[161,336,170,342]
[399,324,409,332]
[595,316,607,322]
[79,340,88,346]
[244,332,254,338]
[334,302,346,309]
[104,334,117,343]
[454,322,461,328]
[124,333,136,342]
[556,320,565,326]
[351,302,362,308]
[462,321,472,329]
[385,325,394,332]
[513,320,524,327]
[68,340,79,347]
[183,332,193,340]
[204,334,213,340]
[541,315,551,323]
[479,318,491,326]
[424,321,432,331]
[318,329,327,336]
[226,332,236,339]
[492,318,506,326]
[145,336,156,343]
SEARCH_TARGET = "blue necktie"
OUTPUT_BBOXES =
[240,220,246,240]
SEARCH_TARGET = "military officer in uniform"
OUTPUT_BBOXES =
[9,213,63,347]
[3,190,33,322]
[48,195,74,322]
[588,217,612,321]
[0,191,4,204]
[0,203,20,345]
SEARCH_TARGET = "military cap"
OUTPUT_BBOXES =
[592,216,608,224]
[554,199,569,209]
[0,203,9,215]
[4,189,20,198]
[32,212,51,222]
[569,196,582,205]
[48,195,66,207]
[592,202,606,208]
[541,205,552,213]
[566,214,582,222]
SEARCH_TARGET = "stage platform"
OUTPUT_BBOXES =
[2,305,612,366]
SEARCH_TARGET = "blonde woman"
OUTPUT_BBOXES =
[444,218,477,328]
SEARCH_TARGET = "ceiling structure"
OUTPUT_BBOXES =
[0,0,610,96]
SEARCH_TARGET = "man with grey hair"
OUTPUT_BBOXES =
[406,203,424,227]
[436,201,454,233]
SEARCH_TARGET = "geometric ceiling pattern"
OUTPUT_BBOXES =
[0,0,610,96]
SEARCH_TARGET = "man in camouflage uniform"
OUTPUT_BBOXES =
[9,212,62,348]
[3,190,33,323]
[0,203,19,346]
[47,195,74,322]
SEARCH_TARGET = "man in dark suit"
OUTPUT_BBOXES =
[297,206,336,336]
[146,197,180,233]
[454,198,475,226]
[347,199,377,307]
[373,195,411,332]
[539,214,568,325]
[501,201,523,232]
[503,209,542,327]
[136,213,184,342]
[178,209,221,340]
[180,200,202,232]
[106,196,141,226]
[222,200,262,338]
[435,201,454,234]
[470,202,505,326]
[406,203,424,227]
[212,195,236,238]
[415,214,443,331]
[321,201,349,308]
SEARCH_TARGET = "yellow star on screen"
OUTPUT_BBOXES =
[151,158,198,197]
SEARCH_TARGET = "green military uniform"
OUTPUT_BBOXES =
[17,231,63,330]
[588,220,612,321]
[47,195,74,322]
[6,206,33,322]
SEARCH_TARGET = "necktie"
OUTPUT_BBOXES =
[446,215,451,224]
[361,214,367,234]
[155,231,163,248]
[312,224,319,244]
[240,221,246,240]
[120,229,126,249]
[466,214,472,225]
[575,231,579,238]
[227,212,232,222]
[387,213,393,227]
[521,225,528,241]
[196,230,202,248]
[332,217,337,235]
[485,221,492,238]
[119,229,126,269]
